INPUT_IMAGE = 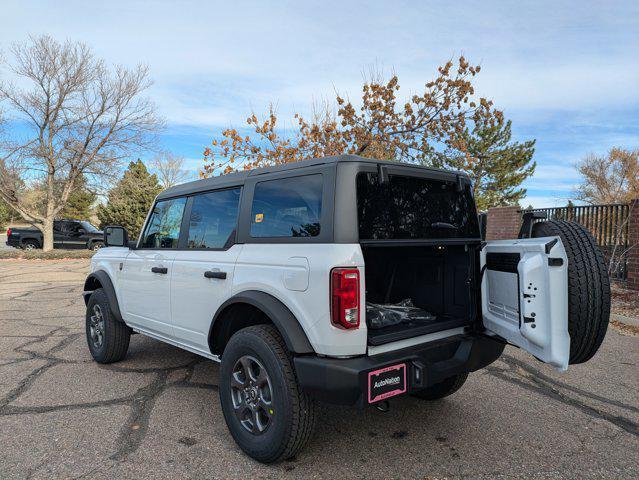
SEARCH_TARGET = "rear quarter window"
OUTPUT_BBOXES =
[250,174,323,238]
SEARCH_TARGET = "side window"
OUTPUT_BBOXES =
[53,221,63,232]
[139,197,187,249]
[250,174,322,238]
[187,188,241,249]
[66,222,82,233]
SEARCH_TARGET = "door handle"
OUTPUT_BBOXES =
[204,270,227,279]
[151,267,168,274]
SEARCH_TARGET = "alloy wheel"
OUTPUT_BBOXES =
[89,304,105,349]
[230,355,274,434]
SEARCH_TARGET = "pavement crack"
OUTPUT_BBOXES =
[109,371,169,461]
[0,326,74,408]
[0,360,57,409]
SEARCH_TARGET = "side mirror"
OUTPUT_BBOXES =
[104,226,129,248]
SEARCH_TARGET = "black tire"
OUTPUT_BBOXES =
[531,220,610,364]
[85,288,131,363]
[219,325,316,463]
[22,240,40,251]
[90,241,105,251]
[411,373,468,400]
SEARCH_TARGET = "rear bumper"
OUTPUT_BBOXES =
[5,238,20,248]
[294,334,505,407]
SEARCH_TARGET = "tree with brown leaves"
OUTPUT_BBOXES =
[202,57,503,176]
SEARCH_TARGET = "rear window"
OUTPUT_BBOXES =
[250,174,322,238]
[357,172,480,240]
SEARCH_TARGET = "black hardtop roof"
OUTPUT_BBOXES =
[157,154,467,200]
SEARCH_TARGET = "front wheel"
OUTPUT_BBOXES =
[86,288,131,363]
[411,373,468,400]
[219,325,316,463]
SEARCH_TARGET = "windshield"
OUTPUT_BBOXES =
[356,172,480,240]
[80,221,100,233]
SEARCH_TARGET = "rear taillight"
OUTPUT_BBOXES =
[330,267,360,329]
[6,228,11,237]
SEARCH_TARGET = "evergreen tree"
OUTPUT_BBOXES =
[428,117,536,211]
[59,175,97,219]
[0,200,12,231]
[97,160,162,239]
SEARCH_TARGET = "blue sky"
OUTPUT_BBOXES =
[2,0,638,207]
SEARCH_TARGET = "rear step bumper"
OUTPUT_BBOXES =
[294,334,505,407]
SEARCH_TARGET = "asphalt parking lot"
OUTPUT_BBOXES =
[0,259,637,479]
[1,234,11,250]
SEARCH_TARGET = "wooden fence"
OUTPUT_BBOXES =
[526,204,630,281]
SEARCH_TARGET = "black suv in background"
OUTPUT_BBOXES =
[6,220,104,250]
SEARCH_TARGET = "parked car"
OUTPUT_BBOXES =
[6,220,104,250]
[82,155,610,463]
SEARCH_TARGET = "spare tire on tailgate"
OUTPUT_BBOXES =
[531,220,610,364]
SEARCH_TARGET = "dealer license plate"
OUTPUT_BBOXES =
[367,363,407,403]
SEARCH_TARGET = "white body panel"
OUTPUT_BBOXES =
[120,250,177,337]
[170,245,243,354]
[481,237,570,371]
[90,243,371,358]
[89,247,129,304]
[233,244,367,356]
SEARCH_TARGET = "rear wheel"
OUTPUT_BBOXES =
[411,373,468,400]
[531,220,610,364]
[23,240,39,251]
[85,288,131,363]
[219,325,316,463]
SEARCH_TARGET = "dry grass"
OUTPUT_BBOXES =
[610,320,639,336]
[0,249,95,260]
[611,283,639,319]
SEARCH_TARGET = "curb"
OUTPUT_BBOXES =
[611,313,639,328]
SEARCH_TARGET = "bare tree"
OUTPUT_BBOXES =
[575,148,639,277]
[575,148,639,204]
[0,35,162,250]
[150,151,190,188]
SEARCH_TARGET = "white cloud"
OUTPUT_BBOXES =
[521,194,575,209]
[2,0,638,201]
[2,0,637,126]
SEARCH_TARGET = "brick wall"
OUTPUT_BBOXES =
[486,206,521,240]
[627,199,639,291]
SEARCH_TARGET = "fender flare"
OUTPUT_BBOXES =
[83,270,124,323]
[210,290,314,354]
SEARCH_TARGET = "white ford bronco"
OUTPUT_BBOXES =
[83,155,610,463]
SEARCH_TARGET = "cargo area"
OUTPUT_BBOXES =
[362,245,478,345]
